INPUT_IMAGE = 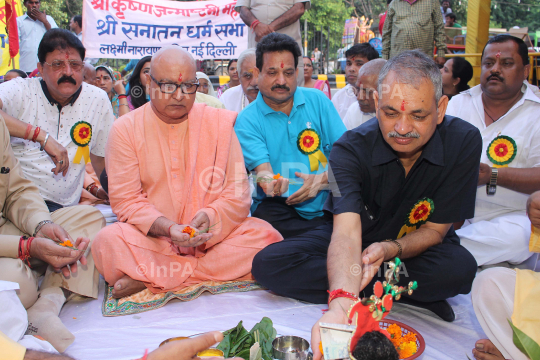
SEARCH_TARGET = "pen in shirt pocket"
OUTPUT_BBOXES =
[364,204,374,220]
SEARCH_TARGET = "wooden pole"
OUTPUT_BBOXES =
[465,0,491,86]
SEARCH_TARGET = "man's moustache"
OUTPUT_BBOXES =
[271,84,290,91]
[487,74,504,82]
[57,76,77,85]
[246,86,259,91]
[388,131,420,139]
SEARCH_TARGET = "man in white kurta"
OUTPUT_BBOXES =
[341,59,385,130]
[331,43,380,119]
[446,35,540,266]
[220,48,259,113]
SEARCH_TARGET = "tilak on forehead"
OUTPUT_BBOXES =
[65,52,69,59]
[280,61,284,68]
[496,51,501,58]
[178,72,183,82]
[401,100,406,111]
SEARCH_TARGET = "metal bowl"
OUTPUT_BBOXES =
[272,336,311,360]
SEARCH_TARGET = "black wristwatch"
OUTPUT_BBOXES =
[486,167,498,195]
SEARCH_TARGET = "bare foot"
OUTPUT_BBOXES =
[112,275,146,298]
[472,339,505,360]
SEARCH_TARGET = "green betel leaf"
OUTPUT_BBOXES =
[508,320,540,360]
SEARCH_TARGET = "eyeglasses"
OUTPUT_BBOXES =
[43,60,84,72]
[149,74,199,94]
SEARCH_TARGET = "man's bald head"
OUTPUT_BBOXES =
[148,46,198,124]
[356,59,386,114]
[83,61,96,86]
[358,58,387,78]
[151,46,196,79]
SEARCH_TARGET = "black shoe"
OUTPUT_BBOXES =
[399,298,456,322]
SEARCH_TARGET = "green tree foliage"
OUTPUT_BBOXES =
[491,0,540,31]
[301,0,354,58]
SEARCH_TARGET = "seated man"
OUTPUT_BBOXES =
[0,116,105,352]
[91,46,282,299]
[0,29,114,213]
[445,13,461,28]
[471,191,540,360]
[343,59,386,130]
[447,35,540,266]
[253,51,480,332]
[332,43,380,119]
[235,33,346,239]
[221,48,259,113]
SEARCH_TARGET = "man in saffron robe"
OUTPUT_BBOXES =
[91,47,282,298]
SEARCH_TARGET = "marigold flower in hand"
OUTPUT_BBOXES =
[182,226,197,238]
[59,239,74,247]
[273,173,282,180]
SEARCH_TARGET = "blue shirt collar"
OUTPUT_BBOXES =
[255,87,306,117]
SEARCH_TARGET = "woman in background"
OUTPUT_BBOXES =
[217,59,239,98]
[196,72,218,98]
[303,57,331,99]
[440,57,473,100]
[127,55,152,110]
[95,65,130,118]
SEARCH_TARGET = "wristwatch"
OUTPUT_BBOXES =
[486,167,498,195]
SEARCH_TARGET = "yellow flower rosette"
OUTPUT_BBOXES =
[486,135,517,168]
[398,198,434,239]
[297,128,327,171]
[70,121,92,164]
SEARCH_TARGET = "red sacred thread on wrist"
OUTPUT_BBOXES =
[118,94,127,99]
[18,236,34,268]
[168,224,175,238]
[31,127,41,142]
[24,124,32,140]
[250,20,260,29]
[327,289,358,307]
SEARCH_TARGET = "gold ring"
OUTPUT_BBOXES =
[273,191,279,196]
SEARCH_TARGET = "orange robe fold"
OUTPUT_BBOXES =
[92,103,282,293]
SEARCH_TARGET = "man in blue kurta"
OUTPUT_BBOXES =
[235,33,346,239]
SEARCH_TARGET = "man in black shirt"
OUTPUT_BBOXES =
[252,50,481,340]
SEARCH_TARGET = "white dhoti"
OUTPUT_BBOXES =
[472,268,528,360]
[457,211,533,266]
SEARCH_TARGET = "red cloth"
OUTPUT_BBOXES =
[379,12,387,36]
[5,0,19,59]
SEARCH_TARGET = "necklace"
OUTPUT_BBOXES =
[484,108,501,123]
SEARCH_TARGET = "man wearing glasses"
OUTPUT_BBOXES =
[90,46,281,299]
[0,28,110,350]
[0,28,114,213]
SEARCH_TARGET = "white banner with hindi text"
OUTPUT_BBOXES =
[82,0,247,60]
